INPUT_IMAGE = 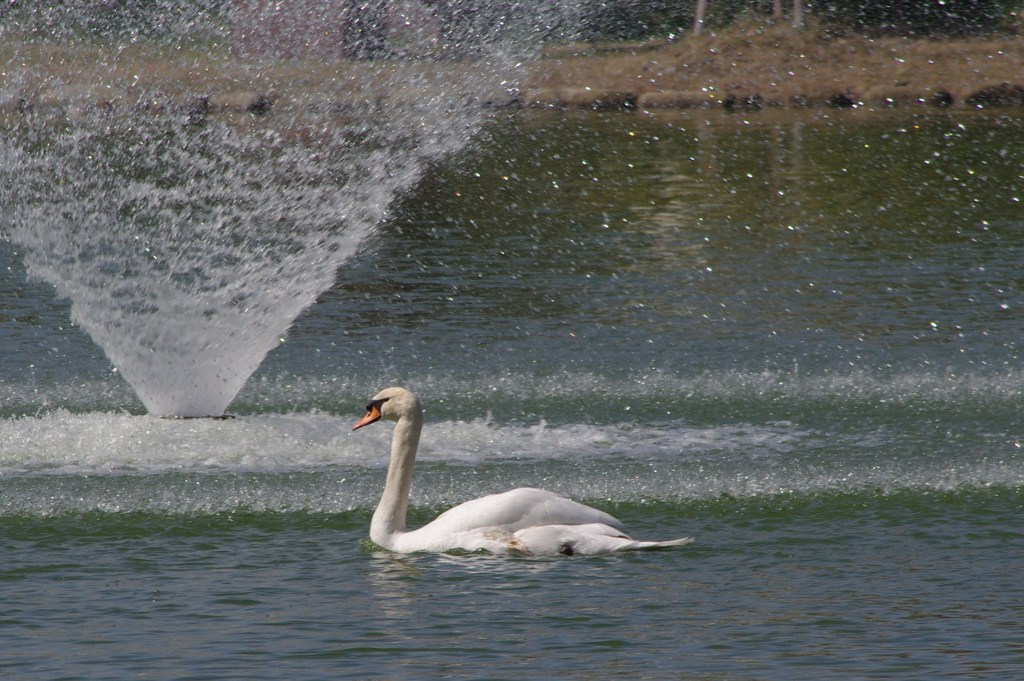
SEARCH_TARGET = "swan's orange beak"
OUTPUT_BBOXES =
[353,403,383,430]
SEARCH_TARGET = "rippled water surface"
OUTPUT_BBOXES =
[2,109,1023,679]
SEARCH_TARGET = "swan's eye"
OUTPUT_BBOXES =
[366,397,390,411]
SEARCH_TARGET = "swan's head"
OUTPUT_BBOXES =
[353,387,421,430]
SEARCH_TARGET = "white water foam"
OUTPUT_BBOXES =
[0,405,1020,517]
[0,409,806,477]
[2,363,1021,517]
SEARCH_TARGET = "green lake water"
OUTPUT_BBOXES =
[2,108,1023,679]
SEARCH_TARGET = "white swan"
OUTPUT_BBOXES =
[353,387,693,556]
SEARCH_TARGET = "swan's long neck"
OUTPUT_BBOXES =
[370,405,422,547]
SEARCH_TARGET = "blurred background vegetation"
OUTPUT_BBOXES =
[577,0,1024,40]
[1,0,1021,44]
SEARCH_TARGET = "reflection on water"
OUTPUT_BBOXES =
[325,108,1022,382]
[621,111,1023,364]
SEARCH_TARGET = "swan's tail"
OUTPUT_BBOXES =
[632,537,695,550]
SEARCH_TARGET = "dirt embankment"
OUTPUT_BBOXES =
[524,27,1024,112]
[3,26,1023,117]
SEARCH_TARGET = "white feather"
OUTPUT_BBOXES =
[355,387,693,556]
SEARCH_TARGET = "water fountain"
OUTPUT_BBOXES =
[0,0,575,417]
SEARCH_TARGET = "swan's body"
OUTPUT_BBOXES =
[353,387,693,556]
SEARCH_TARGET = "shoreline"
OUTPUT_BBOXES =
[3,28,1023,116]
[526,27,1024,111]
